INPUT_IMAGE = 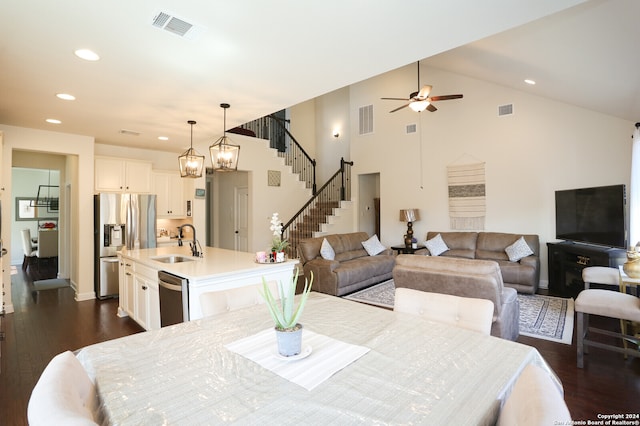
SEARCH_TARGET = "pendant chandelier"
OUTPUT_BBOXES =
[178,120,205,178]
[209,103,240,172]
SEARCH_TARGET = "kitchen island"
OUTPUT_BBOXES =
[117,246,298,330]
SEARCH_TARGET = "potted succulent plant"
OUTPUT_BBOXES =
[260,269,313,357]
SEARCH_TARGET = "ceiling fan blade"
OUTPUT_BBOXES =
[426,103,437,112]
[417,85,432,99]
[389,103,411,113]
[381,97,411,101]
[428,94,463,102]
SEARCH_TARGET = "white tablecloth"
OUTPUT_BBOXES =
[77,293,555,425]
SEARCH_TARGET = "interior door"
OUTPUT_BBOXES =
[235,187,248,252]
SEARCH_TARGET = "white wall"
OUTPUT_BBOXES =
[305,63,632,286]
[190,134,312,254]
[314,87,351,183]
[1,124,95,311]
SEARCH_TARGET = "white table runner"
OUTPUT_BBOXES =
[225,328,370,391]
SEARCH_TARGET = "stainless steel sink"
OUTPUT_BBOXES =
[151,255,195,264]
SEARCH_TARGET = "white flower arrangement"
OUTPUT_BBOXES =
[269,213,289,252]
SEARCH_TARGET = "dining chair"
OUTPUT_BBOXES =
[394,287,494,335]
[21,229,38,270]
[576,288,640,368]
[200,281,280,317]
[36,230,58,267]
[582,266,631,357]
[27,350,98,426]
[497,363,571,425]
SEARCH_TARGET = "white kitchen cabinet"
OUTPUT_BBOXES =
[119,257,135,318]
[152,171,187,218]
[154,170,193,218]
[118,258,160,331]
[95,157,152,193]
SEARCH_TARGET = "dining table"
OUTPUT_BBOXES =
[76,292,559,425]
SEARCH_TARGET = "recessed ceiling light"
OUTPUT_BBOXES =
[46,119,61,124]
[524,79,536,85]
[158,136,169,141]
[56,93,76,101]
[74,49,100,61]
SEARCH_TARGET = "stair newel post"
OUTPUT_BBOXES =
[340,157,346,201]
[312,159,317,196]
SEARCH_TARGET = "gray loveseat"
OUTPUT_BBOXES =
[422,231,540,294]
[393,255,520,341]
[298,232,395,296]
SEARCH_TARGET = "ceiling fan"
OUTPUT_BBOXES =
[381,62,463,113]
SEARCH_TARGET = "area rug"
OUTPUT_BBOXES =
[33,278,70,291]
[344,279,395,309]
[342,280,574,344]
[517,293,574,345]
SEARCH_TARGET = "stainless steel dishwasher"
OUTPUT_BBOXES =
[158,271,189,327]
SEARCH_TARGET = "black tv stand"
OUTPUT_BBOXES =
[547,241,626,298]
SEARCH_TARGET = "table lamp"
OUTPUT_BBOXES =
[399,209,420,247]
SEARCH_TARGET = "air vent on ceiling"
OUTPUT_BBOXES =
[359,105,374,136]
[119,129,140,136]
[151,11,206,40]
[406,123,417,134]
[498,103,514,117]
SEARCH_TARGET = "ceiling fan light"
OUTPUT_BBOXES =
[409,101,429,112]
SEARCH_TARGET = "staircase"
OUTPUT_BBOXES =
[238,113,353,258]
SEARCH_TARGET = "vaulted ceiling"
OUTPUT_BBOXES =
[4,1,636,154]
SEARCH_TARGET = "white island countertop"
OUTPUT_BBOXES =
[119,246,299,321]
[119,245,298,282]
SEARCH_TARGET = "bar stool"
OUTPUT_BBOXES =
[576,289,640,367]
[582,266,629,355]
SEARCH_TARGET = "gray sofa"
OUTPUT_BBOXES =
[393,254,520,341]
[421,231,540,294]
[298,232,395,296]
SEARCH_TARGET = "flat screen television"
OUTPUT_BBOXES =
[555,184,627,248]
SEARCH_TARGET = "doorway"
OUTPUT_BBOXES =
[358,173,380,237]
[205,170,249,251]
[11,153,67,280]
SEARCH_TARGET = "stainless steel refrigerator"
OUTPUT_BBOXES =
[94,193,157,299]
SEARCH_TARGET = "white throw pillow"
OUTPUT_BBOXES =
[362,235,386,256]
[505,236,534,262]
[424,234,449,256]
[320,238,335,260]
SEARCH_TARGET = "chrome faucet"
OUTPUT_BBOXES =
[177,224,202,257]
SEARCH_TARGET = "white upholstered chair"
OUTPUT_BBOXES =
[394,287,494,335]
[497,363,571,425]
[576,288,640,367]
[21,229,38,269]
[37,229,58,259]
[200,281,280,317]
[581,266,635,359]
[27,351,98,426]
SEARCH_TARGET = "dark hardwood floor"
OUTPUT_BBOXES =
[0,262,144,425]
[1,262,638,424]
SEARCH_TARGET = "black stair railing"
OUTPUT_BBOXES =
[280,158,353,259]
[239,113,317,194]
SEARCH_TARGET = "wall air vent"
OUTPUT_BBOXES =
[498,104,514,117]
[406,123,417,134]
[359,105,374,136]
[151,11,206,40]
[119,129,140,136]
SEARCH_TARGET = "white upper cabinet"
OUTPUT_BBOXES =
[95,157,152,193]
[152,170,191,218]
